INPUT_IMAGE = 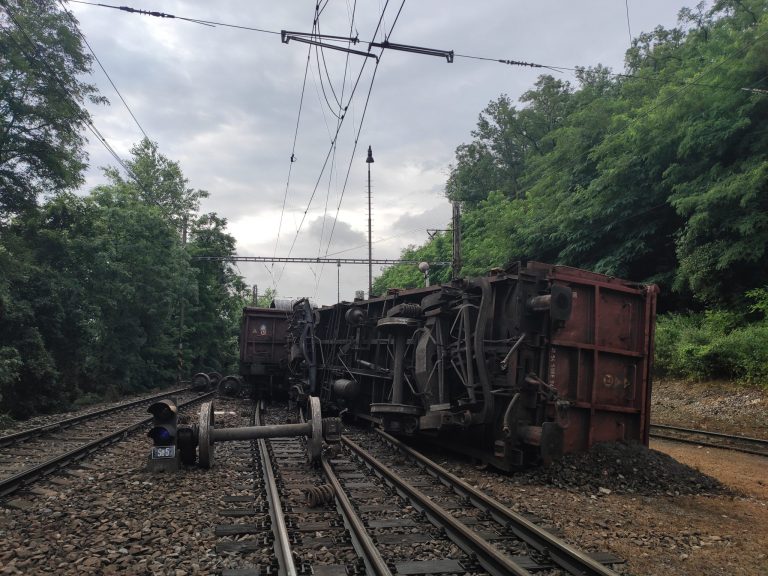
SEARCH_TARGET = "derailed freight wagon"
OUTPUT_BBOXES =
[239,304,291,398]
[288,261,658,470]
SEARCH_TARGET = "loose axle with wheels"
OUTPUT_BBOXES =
[194,396,340,468]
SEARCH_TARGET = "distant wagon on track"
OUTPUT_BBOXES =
[238,301,293,398]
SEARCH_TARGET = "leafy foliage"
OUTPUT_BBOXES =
[0,0,105,218]
[372,234,452,296]
[187,213,249,374]
[0,141,247,417]
[0,3,250,418]
[655,294,768,384]
[385,0,768,309]
[377,1,768,384]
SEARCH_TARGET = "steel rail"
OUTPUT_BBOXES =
[320,456,393,576]
[256,402,297,576]
[0,391,214,499]
[650,424,768,457]
[341,435,533,576]
[0,386,194,448]
[374,430,620,576]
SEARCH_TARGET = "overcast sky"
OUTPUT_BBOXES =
[67,0,696,304]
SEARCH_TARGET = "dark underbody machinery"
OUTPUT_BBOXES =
[250,261,657,470]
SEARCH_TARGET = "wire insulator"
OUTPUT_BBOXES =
[498,59,542,68]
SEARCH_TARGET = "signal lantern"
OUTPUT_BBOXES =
[147,399,180,471]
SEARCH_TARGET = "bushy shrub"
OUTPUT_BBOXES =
[654,290,768,386]
[716,323,768,384]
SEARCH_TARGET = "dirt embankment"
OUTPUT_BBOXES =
[651,378,768,438]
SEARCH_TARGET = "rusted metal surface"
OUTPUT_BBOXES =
[540,263,659,454]
[320,456,393,576]
[196,396,333,467]
[650,424,768,457]
[342,435,533,576]
[197,401,215,469]
[287,261,657,469]
[239,306,290,397]
[240,307,290,371]
[255,402,297,576]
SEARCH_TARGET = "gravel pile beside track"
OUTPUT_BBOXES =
[513,442,725,496]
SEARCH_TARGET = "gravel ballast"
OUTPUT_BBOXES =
[2,380,766,575]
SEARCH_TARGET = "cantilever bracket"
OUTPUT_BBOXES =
[369,40,454,62]
[282,32,377,61]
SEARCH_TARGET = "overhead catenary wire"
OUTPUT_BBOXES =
[277,0,396,292]
[312,0,408,299]
[315,18,345,112]
[272,5,396,289]
[58,0,150,141]
[67,0,280,34]
[274,0,403,295]
[2,1,178,223]
[323,226,435,258]
[321,1,407,262]
[271,6,318,292]
[311,1,359,301]
[624,0,633,48]
[53,0,767,300]
[5,1,221,232]
[64,0,758,94]
[311,11,768,276]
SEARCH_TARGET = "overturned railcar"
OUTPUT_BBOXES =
[289,261,658,470]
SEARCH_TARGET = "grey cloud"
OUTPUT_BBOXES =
[70,0,692,304]
[390,204,453,235]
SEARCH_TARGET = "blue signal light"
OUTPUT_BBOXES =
[149,427,173,444]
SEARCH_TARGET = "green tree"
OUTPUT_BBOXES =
[386,0,768,310]
[187,213,248,374]
[101,138,209,231]
[372,233,452,296]
[667,7,768,303]
[0,0,104,218]
[255,287,276,308]
[0,193,100,416]
[446,77,572,206]
[87,182,190,390]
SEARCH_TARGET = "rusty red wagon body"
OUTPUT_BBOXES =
[239,306,290,396]
[534,263,658,454]
[287,261,658,469]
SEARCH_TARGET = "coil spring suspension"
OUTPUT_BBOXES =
[305,484,334,507]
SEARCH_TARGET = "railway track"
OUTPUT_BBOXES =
[211,401,361,575]
[216,399,624,575]
[650,423,768,457]
[338,429,623,576]
[0,388,214,498]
